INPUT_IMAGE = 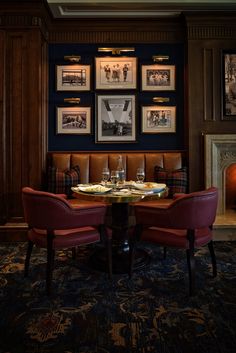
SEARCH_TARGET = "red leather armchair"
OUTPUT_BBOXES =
[22,187,112,295]
[133,187,218,295]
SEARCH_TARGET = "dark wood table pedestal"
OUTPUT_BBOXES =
[72,187,167,274]
[90,202,150,274]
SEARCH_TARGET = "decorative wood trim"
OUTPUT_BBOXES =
[0,14,49,41]
[203,48,215,121]
[48,19,184,43]
[185,15,236,40]
[0,30,6,224]
[49,31,183,43]
[188,25,234,40]
[49,29,183,43]
[0,223,28,241]
[6,32,28,218]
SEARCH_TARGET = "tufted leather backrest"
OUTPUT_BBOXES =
[47,151,185,183]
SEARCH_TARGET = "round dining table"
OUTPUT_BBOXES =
[71,184,168,274]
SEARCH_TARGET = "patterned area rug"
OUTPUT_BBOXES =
[0,241,236,353]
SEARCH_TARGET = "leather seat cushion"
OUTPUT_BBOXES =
[141,226,212,248]
[29,227,100,248]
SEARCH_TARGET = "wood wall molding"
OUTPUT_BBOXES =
[203,48,215,122]
[49,29,183,43]
[0,14,49,40]
[0,30,6,224]
[187,25,235,40]
[185,15,236,40]
[48,18,184,43]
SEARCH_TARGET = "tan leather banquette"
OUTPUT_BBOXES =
[47,151,185,184]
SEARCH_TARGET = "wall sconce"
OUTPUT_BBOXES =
[64,98,81,104]
[152,55,169,62]
[153,97,170,103]
[98,47,135,55]
[64,55,81,63]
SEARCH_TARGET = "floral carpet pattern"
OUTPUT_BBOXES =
[0,241,236,353]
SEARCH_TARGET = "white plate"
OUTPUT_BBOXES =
[112,189,132,196]
[77,184,112,194]
[133,182,166,192]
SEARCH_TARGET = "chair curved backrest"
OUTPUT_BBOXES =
[22,187,111,295]
[135,187,218,230]
[133,187,219,295]
[22,187,106,231]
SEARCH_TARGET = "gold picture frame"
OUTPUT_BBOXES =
[56,106,91,135]
[141,64,175,91]
[141,105,176,133]
[56,65,91,91]
[96,94,136,143]
[95,57,137,90]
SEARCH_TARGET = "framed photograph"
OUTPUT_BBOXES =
[222,52,236,120]
[95,57,137,89]
[96,94,136,143]
[56,106,91,134]
[141,105,176,133]
[141,64,175,91]
[56,65,91,91]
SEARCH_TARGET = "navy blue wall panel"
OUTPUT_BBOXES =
[48,43,185,151]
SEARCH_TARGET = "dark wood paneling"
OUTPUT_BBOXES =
[27,29,48,189]
[186,14,236,192]
[1,28,48,225]
[203,48,214,121]
[0,2,48,232]
[0,30,6,224]
[6,32,28,219]
[0,226,28,241]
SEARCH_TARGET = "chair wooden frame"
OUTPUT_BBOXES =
[22,187,112,295]
[132,187,218,295]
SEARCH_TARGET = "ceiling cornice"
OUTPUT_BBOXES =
[46,0,236,19]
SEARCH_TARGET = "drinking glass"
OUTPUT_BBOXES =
[110,170,119,190]
[101,167,110,185]
[136,168,145,183]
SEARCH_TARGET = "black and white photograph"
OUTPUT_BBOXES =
[96,94,136,143]
[142,105,176,133]
[141,64,175,91]
[56,106,91,134]
[222,53,236,119]
[56,65,91,91]
[95,57,137,89]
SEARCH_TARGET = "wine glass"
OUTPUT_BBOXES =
[101,167,110,185]
[110,170,119,190]
[136,168,145,183]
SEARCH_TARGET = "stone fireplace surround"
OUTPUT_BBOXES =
[205,134,236,214]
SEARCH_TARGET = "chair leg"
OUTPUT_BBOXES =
[208,240,217,277]
[72,247,77,260]
[163,247,167,259]
[24,240,34,277]
[129,224,142,278]
[129,239,135,279]
[186,230,196,296]
[107,238,112,279]
[46,232,55,296]
[99,224,112,278]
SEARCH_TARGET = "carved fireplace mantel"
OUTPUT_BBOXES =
[205,134,236,214]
